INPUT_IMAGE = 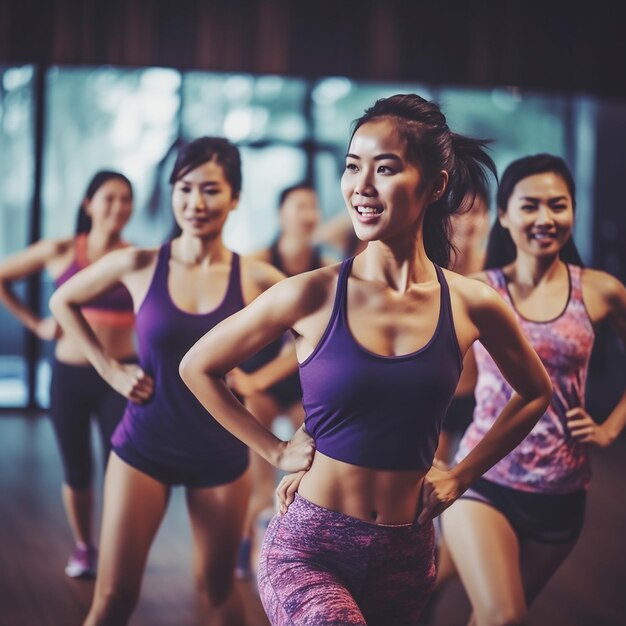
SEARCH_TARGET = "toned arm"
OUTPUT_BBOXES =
[180,269,329,471]
[450,280,553,487]
[0,238,72,338]
[567,269,626,446]
[49,247,155,401]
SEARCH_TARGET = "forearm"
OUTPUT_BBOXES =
[0,281,42,332]
[49,296,114,375]
[450,391,548,488]
[180,360,284,464]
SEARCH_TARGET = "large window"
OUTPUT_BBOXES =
[0,65,35,407]
[0,64,605,408]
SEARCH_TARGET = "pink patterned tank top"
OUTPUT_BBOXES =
[456,264,595,494]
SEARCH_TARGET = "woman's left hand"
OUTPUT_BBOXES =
[566,407,612,447]
[417,465,465,525]
[275,470,306,515]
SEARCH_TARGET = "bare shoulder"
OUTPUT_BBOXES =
[443,268,500,309]
[581,267,626,305]
[26,236,75,265]
[100,245,159,274]
[43,236,75,257]
[0,236,75,279]
[259,261,341,317]
[247,247,271,263]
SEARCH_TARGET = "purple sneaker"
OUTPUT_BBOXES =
[64,544,97,579]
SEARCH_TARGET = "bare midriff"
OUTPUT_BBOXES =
[297,450,427,525]
[54,323,136,365]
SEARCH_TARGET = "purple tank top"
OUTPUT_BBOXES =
[54,235,134,324]
[111,243,248,470]
[456,265,595,493]
[299,257,462,471]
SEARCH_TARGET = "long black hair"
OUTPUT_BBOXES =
[75,170,133,234]
[349,94,497,267]
[166,136,242,241]
[485,153,584,269]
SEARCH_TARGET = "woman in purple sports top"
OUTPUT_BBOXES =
[50,137,312,626]
[440,154,626,625]
[180,95,553,625]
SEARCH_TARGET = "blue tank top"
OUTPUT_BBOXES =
[299,257,462,471]
[111,242,248,472]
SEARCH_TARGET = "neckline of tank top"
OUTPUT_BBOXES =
[53,234,129,283]
[270,240,322,276]
[499,263,574,325]
[301,256,449,366]
[75,233,131,267]
[158,241,241,318]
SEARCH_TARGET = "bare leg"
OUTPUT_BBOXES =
[83,454,170,626]
[186,470,251,626]
[62,484,94,547]
[435,536,458,586]
[442,500,527,626]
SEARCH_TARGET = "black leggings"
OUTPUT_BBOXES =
[49,359,129,489]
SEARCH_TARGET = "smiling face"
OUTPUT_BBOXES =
[85,178,133,235]
[171,158,239,239]
[499,171,574,260]
[340,118,445,244]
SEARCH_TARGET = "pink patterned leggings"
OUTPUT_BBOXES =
[258,494,435,626]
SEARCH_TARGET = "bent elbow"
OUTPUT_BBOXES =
[48,291,63,317]
[540,379,553,414]
[178,351,197,387]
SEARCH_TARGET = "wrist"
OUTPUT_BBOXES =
[448,464,473,491]
[267,439,287,467]
[601,424,617,447]
[96,354,117,379]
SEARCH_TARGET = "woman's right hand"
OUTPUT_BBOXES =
[275,424,315,473]
[35,316,61,341]
[106,362,154,403]
[276,470,306,515]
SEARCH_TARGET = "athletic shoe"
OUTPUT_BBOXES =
[64,544,97,579]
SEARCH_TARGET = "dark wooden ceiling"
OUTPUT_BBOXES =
[0,0,622,100]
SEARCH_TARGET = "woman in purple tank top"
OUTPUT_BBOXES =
[50,137,310,626]
[181,95,556,626]
[438,154,626,625]
[0,170,135,579]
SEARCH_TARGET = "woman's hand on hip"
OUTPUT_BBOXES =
[106,362,154,403]
[417,465,465,525]
[275,424,315,473]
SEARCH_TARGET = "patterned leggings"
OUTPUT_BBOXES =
[258,494,435,626]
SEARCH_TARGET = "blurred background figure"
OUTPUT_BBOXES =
[434,185,491,469]
[229,183,333,581]
[0,170,135,579]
